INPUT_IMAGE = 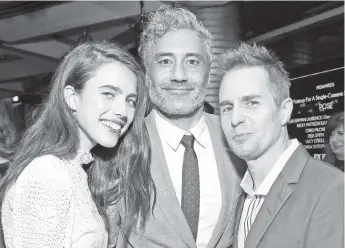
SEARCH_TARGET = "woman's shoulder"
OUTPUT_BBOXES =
[5,155,74,209]
[17,154,72,186]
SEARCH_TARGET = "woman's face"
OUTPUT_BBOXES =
[66,61,138,150]
[329,124,344,159]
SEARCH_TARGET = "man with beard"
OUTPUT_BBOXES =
[107,5,245,248]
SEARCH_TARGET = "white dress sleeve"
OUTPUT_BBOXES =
[11,155,74,248]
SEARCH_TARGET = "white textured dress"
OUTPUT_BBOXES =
[1,148,108,248]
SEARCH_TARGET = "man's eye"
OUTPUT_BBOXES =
[221,106,233,114]
[102,92,114,98]
[158,59,173,65]
[186,59,200,67]
[248,100,259,106]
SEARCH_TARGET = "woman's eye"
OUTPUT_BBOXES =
[336,131,344,136]
[127,99,137,107]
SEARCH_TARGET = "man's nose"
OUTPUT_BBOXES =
[231,106,245,127]
[170,63,188,83]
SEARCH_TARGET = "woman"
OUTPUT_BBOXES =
[0,41,154,247]
[324,112,344,171]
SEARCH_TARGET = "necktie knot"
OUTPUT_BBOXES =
[181,134,195,149]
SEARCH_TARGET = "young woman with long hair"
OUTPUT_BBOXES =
[0,41,154,248]
[324,112,344,171]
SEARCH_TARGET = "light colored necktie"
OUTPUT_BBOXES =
[244,195,263,243]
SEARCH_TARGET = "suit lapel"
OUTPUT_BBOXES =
[205,115,242,248]
[145,112,196,248]
[245,145,310,248]
[233,193,246,248]
[245,175,292,248]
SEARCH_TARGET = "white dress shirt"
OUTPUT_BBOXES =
[154,110,222,248]
[237,139,300,248]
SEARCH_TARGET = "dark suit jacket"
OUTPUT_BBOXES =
[108,111,246,248]
[233,145,344,248]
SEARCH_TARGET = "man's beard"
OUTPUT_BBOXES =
[148,80,208,117]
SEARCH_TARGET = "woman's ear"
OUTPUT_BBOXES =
[64,85,78,111]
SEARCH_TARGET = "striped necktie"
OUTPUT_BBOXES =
[244,195,264,243]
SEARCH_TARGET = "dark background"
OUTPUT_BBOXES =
[288,57,344,159]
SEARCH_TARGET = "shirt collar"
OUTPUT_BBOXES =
[154,110,207,150]
[63,144,94,167]
[189,115,207,148]
[74,145,94,165]
[240,171,255,196]
[240,139,300,196]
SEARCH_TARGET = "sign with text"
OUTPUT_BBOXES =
[287,59,344,160]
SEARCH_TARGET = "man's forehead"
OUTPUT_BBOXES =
[220,76,270,101]
[153,42,204,53]
[153,29,203,50]
[222,67,270,87]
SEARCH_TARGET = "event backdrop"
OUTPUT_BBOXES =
[288,58,344,160]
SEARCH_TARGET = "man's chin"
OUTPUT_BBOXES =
[161,106,195,116]
[157,103,201,117]
[230,145,257,161]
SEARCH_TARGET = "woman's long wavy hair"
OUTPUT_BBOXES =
[0,99,18,159]
[0,41,155,234]
[324,112,344,165]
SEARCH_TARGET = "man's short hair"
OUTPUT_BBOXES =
[138,5,213,68]
[218,43,291,105]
